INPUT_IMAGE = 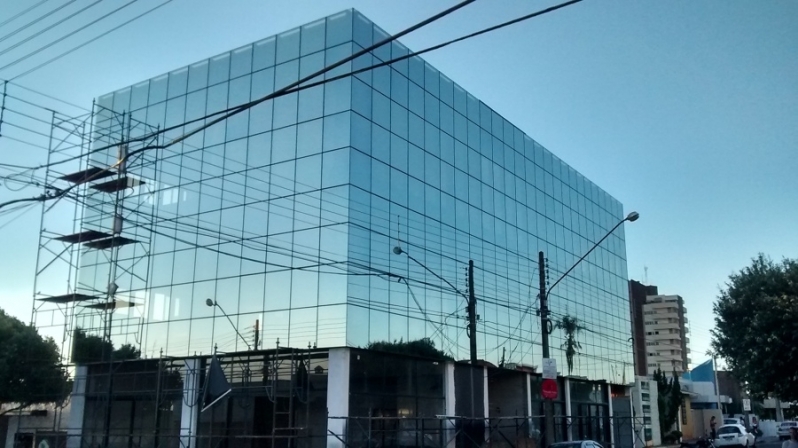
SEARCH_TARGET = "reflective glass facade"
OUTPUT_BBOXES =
[77,10,631,382]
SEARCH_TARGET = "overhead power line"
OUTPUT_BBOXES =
[8,0,174,81]
[0,0,104,59]
[0,0,138,74]
[0,0,478,209]
[0,0,78,45]
[2,0,586,214]
[0,0,51,30]
[5,0,583,178]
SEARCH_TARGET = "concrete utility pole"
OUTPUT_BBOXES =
[468,259,477,364]
[539,251,556,448]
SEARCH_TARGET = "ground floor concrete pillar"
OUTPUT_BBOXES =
[565,377,573,441]
[326,348,350,448]
[180,358,201,448]
[445,361,456,448]
[66,365,88,448]
[608,385,615,448]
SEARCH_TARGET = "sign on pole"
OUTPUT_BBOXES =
[541,379,558,400]
[743,399,751,412]
[542,358,557,379]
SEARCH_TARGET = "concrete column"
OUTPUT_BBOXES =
[608,385,615,448]
[526,373,534,437]
[483,366,490,442]
[66,365,88,448]
[180,358,201,448]
[564,378,572,441]
[327,348,351,448]
[444,361,456,448]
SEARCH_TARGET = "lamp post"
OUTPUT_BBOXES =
[539,211,639,447]
[206,298,252,351]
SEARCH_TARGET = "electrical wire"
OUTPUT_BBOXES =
[0,0,104,59]
[9,0,175,80]
[0,0,51,30]
[0,0,139,74]
[3,0,583,190]
[0,0,78,45]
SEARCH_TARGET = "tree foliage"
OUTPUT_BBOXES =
[653,368,682,437]
[0,309,70,415]
[367,338,451,360]
[556,315,584,375]
[711,254,798,400]
[72,328,141,364]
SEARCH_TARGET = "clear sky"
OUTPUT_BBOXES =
[1,0,796,369]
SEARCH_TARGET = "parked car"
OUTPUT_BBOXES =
[550,441,605,448]
[778,421,798,440]
[714,425,755,448]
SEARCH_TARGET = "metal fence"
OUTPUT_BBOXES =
[13,416,647,448]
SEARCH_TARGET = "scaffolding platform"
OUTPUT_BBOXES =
[53,229,113,244]
[83,236,138,250]
[37,293,101,304]
[90,176,143,193]
[58,166,117,184]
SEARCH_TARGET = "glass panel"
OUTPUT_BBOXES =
[326,10,353,47]
[276,28,300,64]
[253,36,276,71]
[230,45,253,78]
[208,53,230,85]
[301,19,325,56]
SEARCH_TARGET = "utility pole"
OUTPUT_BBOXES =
[254,319,260,350]
[468,259,477,364]
[539,251,556,447]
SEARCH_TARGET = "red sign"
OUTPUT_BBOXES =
[541,379,558,400]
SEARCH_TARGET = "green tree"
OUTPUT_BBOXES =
[367,338,451,360]
[653,368,682,438]
[72,328,141,363]
[556,314,584,375]
[711,254,798,400]
[0,309,70,415]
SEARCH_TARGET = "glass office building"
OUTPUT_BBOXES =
[76,10,632,382]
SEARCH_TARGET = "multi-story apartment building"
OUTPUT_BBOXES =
[642,295,690,374]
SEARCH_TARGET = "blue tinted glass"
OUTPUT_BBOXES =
[271,125,296,163]
[253,37,276,71]
[322,148,349,187]
[187,61,209,92]
[424,63,439,97]
[231,45,253,78]
[323,112,350,151]
[297,118,322,157]
[390,102,408,139]
[276,29,300,64]
[209,53,230,85]
[301,19,325,56]
[324,78,351,115]
[167,68,188,99]
[273,92,298,129]
[351,78,371,119]
[298,85,323,122]
[353,12,372,48]
[148,75,167,104]
[350,112,371,155]
[326,10,352,47]
[325,42,352,79]
[299,51,324,81]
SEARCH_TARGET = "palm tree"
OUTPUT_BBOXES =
[556,315,584,375]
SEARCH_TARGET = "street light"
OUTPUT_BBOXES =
[206,298,252,351]
[539,211,639,448]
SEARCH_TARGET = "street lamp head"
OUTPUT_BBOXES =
[205,298,215,307]
[625,211,640,222]
[393,246,403,255]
